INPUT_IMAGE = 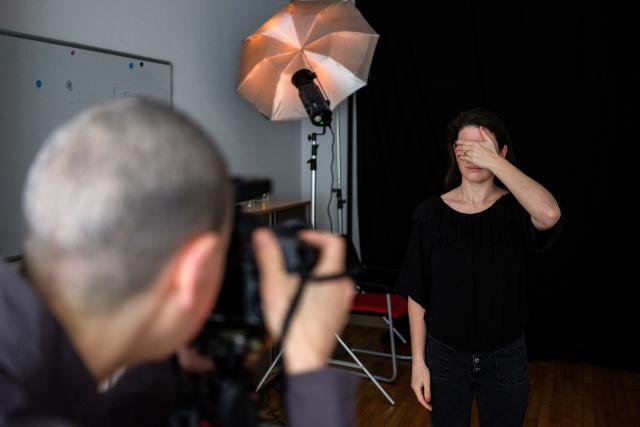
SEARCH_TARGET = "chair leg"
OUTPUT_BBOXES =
[350,293,412,380]
[333,334,395,405]
[381,316,408,344]
[386,293,398,383]
[350,348,412,360]
[258,336,397,405]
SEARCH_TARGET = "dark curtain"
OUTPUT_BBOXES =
[355,1,632,371]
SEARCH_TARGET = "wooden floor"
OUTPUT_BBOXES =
[259,325,640,427]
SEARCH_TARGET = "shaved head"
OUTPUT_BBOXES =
[23,99,232,309]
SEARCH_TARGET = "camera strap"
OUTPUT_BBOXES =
[278,272,311,348]
[307,271,350,282]
[277,270,350,348]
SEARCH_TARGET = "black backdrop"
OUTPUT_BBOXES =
[354,1,633,371]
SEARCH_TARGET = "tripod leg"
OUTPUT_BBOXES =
[255,350,283,392]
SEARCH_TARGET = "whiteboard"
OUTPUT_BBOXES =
[0,31,172,258]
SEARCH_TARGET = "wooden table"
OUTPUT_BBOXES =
[240,199,310,227]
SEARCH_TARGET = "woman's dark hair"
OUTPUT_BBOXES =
[443,108,517,192]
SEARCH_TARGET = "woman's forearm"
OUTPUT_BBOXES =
[408,296,427,363]
[490,156,561,230]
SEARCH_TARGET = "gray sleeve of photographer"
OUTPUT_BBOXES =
[286,368,358,427]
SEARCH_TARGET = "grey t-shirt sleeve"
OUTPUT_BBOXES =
[285,367,358,427]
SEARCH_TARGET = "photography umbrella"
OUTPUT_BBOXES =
[237,0,379,121]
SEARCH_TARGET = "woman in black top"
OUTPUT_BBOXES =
[397,109,562,427]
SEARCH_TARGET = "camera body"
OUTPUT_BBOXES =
[172,178,318,426]
[193,178,318,373]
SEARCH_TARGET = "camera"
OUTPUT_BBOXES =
[171,178,318,427]
[196,177,318,367]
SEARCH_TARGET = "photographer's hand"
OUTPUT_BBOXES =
[253,229,355,374]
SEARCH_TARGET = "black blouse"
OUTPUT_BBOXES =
[396,193,563,353]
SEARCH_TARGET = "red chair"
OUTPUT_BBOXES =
[258,238,411,406]
[328,240,412,405]
[352,292,411,374]
[348,266,412,382]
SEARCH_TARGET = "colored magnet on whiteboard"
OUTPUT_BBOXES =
[129,63,134,69]
[70,50,76,56]
[35,80,42,88]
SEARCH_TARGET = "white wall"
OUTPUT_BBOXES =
[0,0,302,198]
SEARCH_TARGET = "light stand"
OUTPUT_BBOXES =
[292,69,332,229]
[307,128,326,228]
[333,107,346,234]
[292,70,347,233]
[256,77,394,404]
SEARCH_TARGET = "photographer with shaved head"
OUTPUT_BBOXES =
[0,99,356,427]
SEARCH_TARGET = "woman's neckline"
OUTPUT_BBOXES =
[439,191,511,216]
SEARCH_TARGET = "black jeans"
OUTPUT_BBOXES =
[426,334,529,427]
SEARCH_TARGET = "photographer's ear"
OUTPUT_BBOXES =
[173,232,223,311]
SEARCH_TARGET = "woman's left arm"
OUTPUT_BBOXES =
[490,155,561,230]
[456,127,562,231]
[482,129,561,230]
